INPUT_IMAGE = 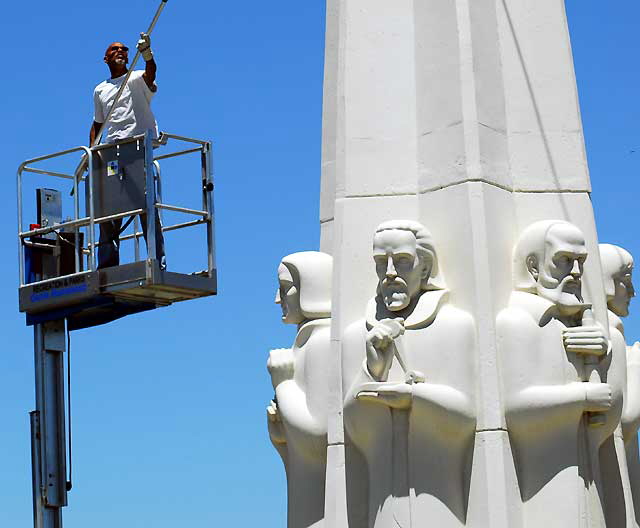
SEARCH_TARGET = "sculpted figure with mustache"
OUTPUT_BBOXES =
[342,220,477,528]
[497,220,625,528]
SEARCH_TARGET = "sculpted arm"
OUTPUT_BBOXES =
[342,322,374,403]
[499,311,612,432]
[411,383,474,434]
[275,382,326,438]
[268,349,326,453]
[410,312,476,434]
[507,384,603,429]
[623,342,640,441]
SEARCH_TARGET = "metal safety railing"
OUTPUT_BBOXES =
[17,131,216,287]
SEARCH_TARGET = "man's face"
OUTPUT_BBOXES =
[533,224,588,314]
[609,266,635,317]
[275,264,304,325]
[373,229,427,312]
[104,42,129,68]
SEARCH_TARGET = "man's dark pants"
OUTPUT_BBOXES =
[97,211,165,269]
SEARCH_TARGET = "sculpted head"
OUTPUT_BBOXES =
[600,244,634,317]
[514,220,588,316]
[275,252,333,325]
[373,220,445,312]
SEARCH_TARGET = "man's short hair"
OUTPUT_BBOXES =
[374,220,446,291]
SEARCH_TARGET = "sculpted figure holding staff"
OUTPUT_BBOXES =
[498,220,625,528]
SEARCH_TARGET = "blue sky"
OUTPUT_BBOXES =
[0,1,638,527]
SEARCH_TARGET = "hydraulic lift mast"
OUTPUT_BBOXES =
[31,320,68,528]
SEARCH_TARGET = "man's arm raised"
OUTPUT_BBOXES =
[137,32,157,91]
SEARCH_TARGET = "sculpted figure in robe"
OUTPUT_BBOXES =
[600,245,639,443]
[600,243,640,526]
[497,220,624,527]
[342,220,477,528]
[266,251,333,528]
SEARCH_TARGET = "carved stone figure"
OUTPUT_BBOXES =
[497,221,624,527]
[267,251,333,528]
[342,220,477,528]
[600,243,640,526]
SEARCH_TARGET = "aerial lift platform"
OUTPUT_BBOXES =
[17,130,217,527]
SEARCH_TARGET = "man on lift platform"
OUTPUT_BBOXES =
[90,33,166,270]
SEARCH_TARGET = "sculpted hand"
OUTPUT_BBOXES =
[368,318,405,349]
[267,400,280,422]
[137,32,153,61]
[366,318,405,381]
[563,325,609,358]
[357,382,412,410]
[266,400,286,445]
[584,383,613,412]
[267,348,295,389]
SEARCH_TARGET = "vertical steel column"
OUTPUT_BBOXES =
[202,142,216,278]
[144,131,157,262]
[87,149,96,271]
[31,320,68,528]
[17,164,25,286]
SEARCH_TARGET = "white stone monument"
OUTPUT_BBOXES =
[266,2,637,527]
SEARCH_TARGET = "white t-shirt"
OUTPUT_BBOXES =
[93,70,159,143]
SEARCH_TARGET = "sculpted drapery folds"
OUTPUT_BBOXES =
[498,221,624,527]
[266,251,333,528]
[342,220,477,528]
[600,244,639,443]
[600,244,640,526]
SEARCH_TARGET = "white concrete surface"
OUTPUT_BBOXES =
[266,1,636,526]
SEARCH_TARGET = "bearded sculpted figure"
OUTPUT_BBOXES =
[266,251,333,528]
[342,220,477,528]
[497,221,625,527]
[600,244,640,525]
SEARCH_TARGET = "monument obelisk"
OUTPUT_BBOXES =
[319,1,624,527]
